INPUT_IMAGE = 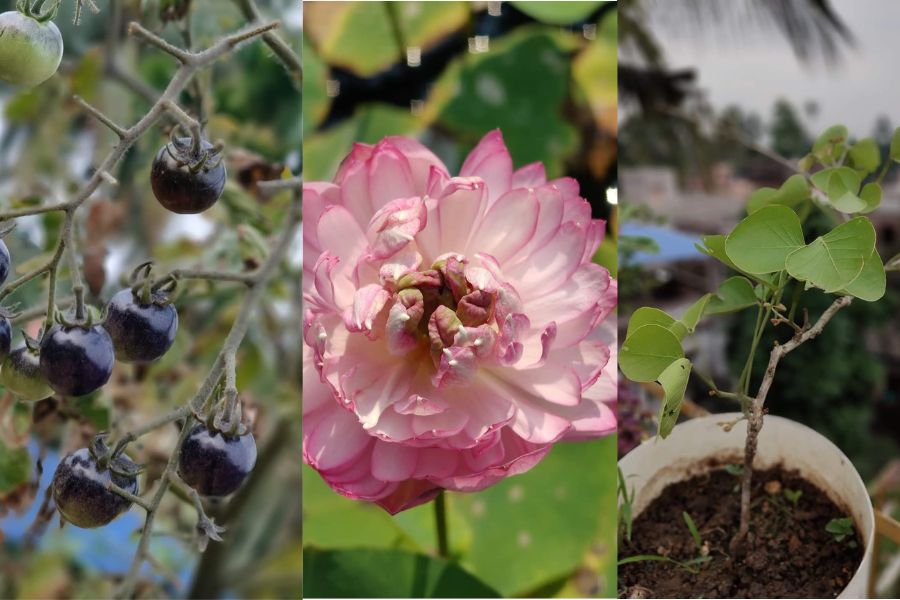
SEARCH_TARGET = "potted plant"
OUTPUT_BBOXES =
[617,124,895,598]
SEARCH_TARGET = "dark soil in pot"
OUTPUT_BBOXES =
[618,464,863,599]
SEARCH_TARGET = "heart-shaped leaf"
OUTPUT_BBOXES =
[812,124,848,156]
[811,167,865,213]
[841,248,886,302]
[705,276,759,316]
[746,174,809,214]
[848,138,880,173]
[785,217,876,292]
[620,324,684,383]
[656,358,692,438]
[860,183,882,214]
[626,307,675,339]
[725,205,804,274]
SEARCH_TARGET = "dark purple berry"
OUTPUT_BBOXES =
[52,447,138,528]
[150,137,226,214]
[39,323,114,396]
[178,424,256,497]
[104,288,178,363]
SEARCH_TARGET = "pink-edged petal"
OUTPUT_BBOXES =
[476,373,573,444]
[332,143,376,227]
[383,136,450,194]
[506,221,588,300]
[473,188,539,264]
[302,182,341,273]
[367,141,417,212]
[346,284,390,334]
[375,480,442,515]
[526,263,613,333]
[370,442,419,482]
[303,399,373,473]
[394,394,449,416]
[428,177,488,260]
[512,161,547,188]
[459,130,513,205]
[432,346,477,388]
[583,219,606,262]
[312,252,340,310]
[493,360,582,407]
[497,312,529,366]
[316,205,368,267]
[365,196,426,259]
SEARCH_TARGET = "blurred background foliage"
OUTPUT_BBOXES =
[0,0,300,598]
[302,1,617,597]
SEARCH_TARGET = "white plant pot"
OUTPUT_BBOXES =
[618,413,874,599]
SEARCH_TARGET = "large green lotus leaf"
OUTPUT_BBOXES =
[302,464,420,550]
[304,2,469,77]
[725,205,804,274]
[656,358,692,438]
[452,437,617,597]
[303,547,500,598]
[304,104,424,181]
[572,11,616,132]
[429,27,580,177]
[303,37,330,133]
[619,324,684,383]
[785,217,876,292]
[510,1,604,25]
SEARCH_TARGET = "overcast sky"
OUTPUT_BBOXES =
[645,0,900,137]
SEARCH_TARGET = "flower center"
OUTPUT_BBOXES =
[380,254,521,388]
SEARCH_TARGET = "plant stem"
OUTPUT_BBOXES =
[434,491,450,559]
[731,296,853,554]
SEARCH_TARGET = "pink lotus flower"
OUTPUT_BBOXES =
[303,130,617,514]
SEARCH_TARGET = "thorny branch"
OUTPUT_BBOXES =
[0,3,301,598]
[731,295,853,552]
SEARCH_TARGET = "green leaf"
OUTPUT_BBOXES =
[0,440,31,493]
[746,174,809,214]
[302,37,331,133]
[812,124,848,155]
[680,294,711,334]
[785,217,876,292]
[811,167,865,213]
[656,358,691,438]
[695,234,739,271]
[860,183,882,214]
[841,248,885,302]
[682,511,702,550]
[303,548,501,598]
[626,307,675,339]
[891,127,900,162]
[705,277,759,315]
[620,324,684,383]
[305,2,469,77]
[725,206,805,274]
[431,28,579,177]
[848,138,880,173]
[453,437,617,596]
[510,1,603,24]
